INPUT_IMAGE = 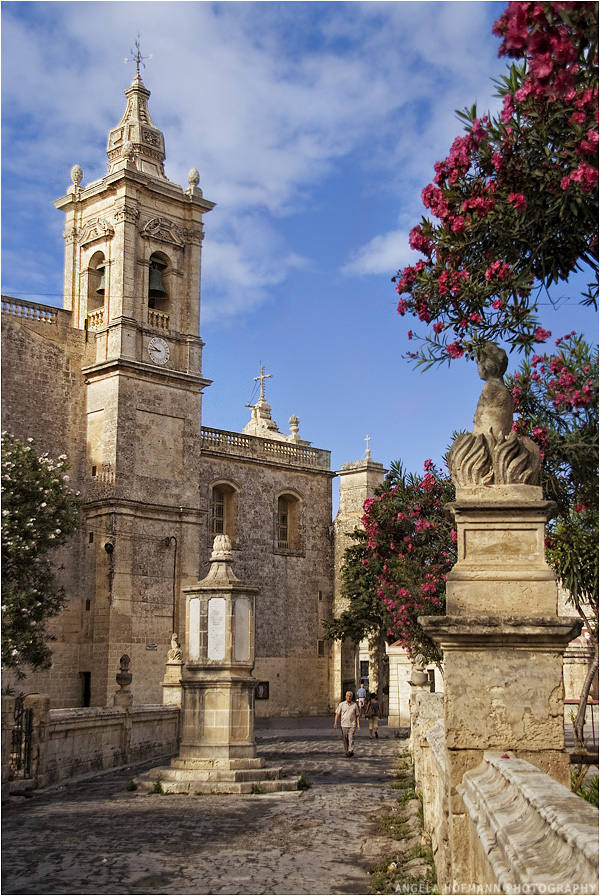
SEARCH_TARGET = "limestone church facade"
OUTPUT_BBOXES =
[1,72,385,715]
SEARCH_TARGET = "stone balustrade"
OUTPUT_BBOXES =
[148,308,170,329]
[201,426,331,471]
[2,296,59,324]
[87,308,105,328]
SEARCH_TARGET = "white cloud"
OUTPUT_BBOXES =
[2,1,507,319]
[342,228,413,277]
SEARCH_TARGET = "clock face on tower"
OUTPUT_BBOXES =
[147,336,170,366]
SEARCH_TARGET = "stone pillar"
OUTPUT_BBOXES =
[421,344,583,888]
[423,483,580,885]
[1,696,15,803]
[23,694,50,787]
[162,634,184,708]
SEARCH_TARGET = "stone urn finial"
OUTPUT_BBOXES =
[210,534,233,562]
[70,164,83,186]
[410,654,429,687]
[114,654,133,707]
[186,167,203,197]
[205,535,239,584]
[289,414,300,441]
[116,654,132,690]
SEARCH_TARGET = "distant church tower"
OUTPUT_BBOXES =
[331,439,385,704]
[53,67,215,704]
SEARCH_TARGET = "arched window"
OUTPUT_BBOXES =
[276,491,302,552]
[87,251,106,327]
[211,482,238,543]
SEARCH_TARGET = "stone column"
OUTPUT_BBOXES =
[421,344,582,887]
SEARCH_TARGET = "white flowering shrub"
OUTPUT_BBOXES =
[1,433,79,677]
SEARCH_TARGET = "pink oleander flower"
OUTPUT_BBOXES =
[508,192,527,210]
[446,342,465,359]
[534,326,552,342]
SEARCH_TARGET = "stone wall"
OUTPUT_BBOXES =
[1,303,93,708]
[5,694,180,791]
[198,448,335,716]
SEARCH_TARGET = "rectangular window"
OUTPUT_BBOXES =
[212,488,225,536]
[278,497,289,549]
[317,640,325,657]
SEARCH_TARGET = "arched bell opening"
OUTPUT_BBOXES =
[147,252,170,312]
[87,251,106,323]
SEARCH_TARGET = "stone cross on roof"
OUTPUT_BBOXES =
[364,435,371,459]
[254,365,272,401]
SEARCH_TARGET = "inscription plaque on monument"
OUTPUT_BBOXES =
[234,598,250,662]
[208,597,226,660]
[188,597,200,661]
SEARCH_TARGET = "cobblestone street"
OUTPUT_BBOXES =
[2,719,412,896]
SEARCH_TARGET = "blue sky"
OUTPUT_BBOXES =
[2,1,597,500]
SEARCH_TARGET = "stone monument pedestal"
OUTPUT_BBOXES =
[421,484,581,884]
[137,537,298,794]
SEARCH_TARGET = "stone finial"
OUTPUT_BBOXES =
[447,343,541,487]
[114,654,133,707]
[410,654,429,687]
[289,415,300,441]
[116,654,132,689]
[210,534,233,562]
[186,167,203,198]
[203,534,240,585]
[70,165,83,186]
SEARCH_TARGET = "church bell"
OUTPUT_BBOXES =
[95,266,105,295]
[148,263,167,299]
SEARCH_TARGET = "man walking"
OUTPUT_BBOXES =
[334,691,360,757]
[356,683,367,717]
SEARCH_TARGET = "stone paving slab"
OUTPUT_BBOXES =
[2,720,408,896]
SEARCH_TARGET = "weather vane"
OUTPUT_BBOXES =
[125,34,152,76]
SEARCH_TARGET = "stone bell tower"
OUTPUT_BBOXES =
[53,64,216,705]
